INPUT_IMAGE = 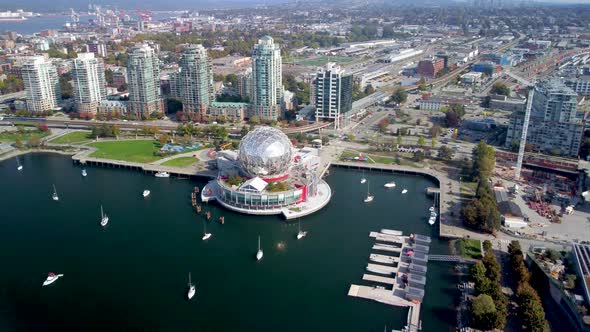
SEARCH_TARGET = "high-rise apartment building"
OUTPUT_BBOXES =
[314,63,353,130]
[251,36,282,121]
[170,44,213,114]
[127,43,164,117]
[72,53,106,113]
[505,80,583,157]
[86,42,107,57]
[22,55,60,112]
[237,67,252,101]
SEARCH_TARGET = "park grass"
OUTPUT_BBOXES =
[161,156,199,167]
[454,238,482,259]
[0,129,50,143]
[88,140,162,163]
[49,131,93,144]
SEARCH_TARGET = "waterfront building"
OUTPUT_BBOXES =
[22,55,60,112]
[127,43,164,117]
[170,44,214,114]
[251,36,282,121]
[201,127,331,218]
[72,53,107,114]
[314,62,353,130]
[505,80,583,157]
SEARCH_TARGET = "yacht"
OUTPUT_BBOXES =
[187,273,196,300]
[202,222,212,241]
[384,181,396,188]
[142,190,151,197]
[297,220,307,240]
[81,169,87,177]
[155,171,170,178]
[52,185,59,201]
[16,157,23,171]
[42,272,64,286]
[401,189,408,194]
[100,205,109,227]
[256,236,263,261]
[428,216,436,225]
[364,181,374,203]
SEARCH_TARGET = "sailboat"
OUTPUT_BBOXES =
[384,181,396,188]
[16,157,22,171]
[256,235,263,261]
[100,205,109,227]
[364,181,374,203]
[42,272,64,286]
[187,272,196,300]
[360,171,366,184]
[297,220,307,240]
[51,185,59,201]
[202,221,212,240]
[401,189,408,194]
[81,169,87,177]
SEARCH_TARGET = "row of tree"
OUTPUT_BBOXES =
[469,240,508,330]
[176,123,229,140]
[461,141,501,233]
[508,241,550,332]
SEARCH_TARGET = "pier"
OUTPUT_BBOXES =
[348,230,431,331]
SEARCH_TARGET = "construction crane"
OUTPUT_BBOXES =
[503,69,535,181]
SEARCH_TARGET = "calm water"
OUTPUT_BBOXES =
[0,153,459,331]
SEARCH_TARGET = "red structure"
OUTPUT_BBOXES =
[417,58,445,78]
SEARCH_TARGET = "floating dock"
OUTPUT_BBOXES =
[348,229,431,332]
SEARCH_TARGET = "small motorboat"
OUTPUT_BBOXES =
[364,195,374,203]
[202,222,212,241]
[384,182,396,188]
[219,216,225,224]
[81,169,87,177]
[297,221,307,240]
[42,272,64,286]
[429,206,435,212]
[360,178,367,184]
[16,157,23,171]
[143,190,151,197]
[155,171,170,178]
[51,185,59,201]
[429,217,436,225]
[256,236,263,261]
[401,189,408,194]
[187,273,196,300]
[100,205,109,227]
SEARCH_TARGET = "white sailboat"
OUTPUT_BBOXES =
[187,272,196,300]
[16,157,23,171]
[202,221,212,240]
[42,272,64,286]
[401,189,408,194]
[51,185,59,201]
[364,181,374,203]
[81,169,87,177]
[256,235,263,261]
[360,171,366,184]
[384,181,396,188]
[100,205,109,227]
[297,220,307,240]
[142,190,151,197]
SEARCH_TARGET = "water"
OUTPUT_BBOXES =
[0,153,459,331]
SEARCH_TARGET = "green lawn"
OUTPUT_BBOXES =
[455,238,482,259]
[49,131,93,144]
[161,156,199,167]
[0,129,50,143]
[88,140,162,163]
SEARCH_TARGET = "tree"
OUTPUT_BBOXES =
[445,110,460,127]
[15,138,23,149]
[517,283,550,332]
[249,116,260,125]
[59,75,73,99]
[471,294,498,331]
[417,136,426,148]
[438,146,454,160]
[378,118,390,133]
[472,141,495,180]
[167,98,183,114]
[391,87,408,104]
[429,124,442,137]
[430,138,436,149]
[413,150,425,162]
[240,126,249,137]
[490,82,510,96]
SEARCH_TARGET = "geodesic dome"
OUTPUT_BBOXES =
[237,127,294,177]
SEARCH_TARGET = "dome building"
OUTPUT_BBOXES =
[201,127,331,219]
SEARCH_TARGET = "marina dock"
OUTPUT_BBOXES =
[348,229,431,332]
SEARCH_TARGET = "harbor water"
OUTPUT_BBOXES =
[0,153,459,331]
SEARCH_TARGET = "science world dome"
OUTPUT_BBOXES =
[237,127,294,177]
